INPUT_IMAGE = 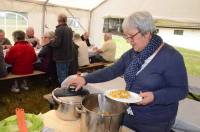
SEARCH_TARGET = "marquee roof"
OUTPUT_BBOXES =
[16,0,106,10]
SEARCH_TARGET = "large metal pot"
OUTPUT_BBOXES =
[77,94,128,132]
[52,86,89,121]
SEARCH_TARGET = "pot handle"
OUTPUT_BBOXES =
[52,88,62,104]
[75,106,86,114]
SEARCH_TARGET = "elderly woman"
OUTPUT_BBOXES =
[66,11,188,132]
[5,30,37,92]
[35,31,57,84]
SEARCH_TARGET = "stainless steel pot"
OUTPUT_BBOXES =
[52,86,89,121]
[76,94,128,132]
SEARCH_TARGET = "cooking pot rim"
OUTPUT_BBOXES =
[52,88,84,104]
[59,99,82,104]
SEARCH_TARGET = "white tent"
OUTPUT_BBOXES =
[0,0,200,47]
[0,1,200,131]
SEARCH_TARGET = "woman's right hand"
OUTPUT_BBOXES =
[68,76,87,91]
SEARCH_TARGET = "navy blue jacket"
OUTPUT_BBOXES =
[85,44,188,127]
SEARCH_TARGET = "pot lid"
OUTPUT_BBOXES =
[53,85,89,97]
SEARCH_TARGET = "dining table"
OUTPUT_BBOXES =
[59,75,200,132]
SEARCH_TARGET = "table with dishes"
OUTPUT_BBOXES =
[44,76,200,132]
[41,77,127,132]
[1,76,200,132]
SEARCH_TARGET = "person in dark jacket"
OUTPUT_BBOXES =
[66,11,188,132]
[50,13,74,85]
[0,45,7,77]
[35,31,57,84]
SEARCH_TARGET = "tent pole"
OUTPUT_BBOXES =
[41,0,49,36]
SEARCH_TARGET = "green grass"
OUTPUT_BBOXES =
[0,76,54,121]
[176,47,200,77]
[113,35,131,59]
[113,35,200,77]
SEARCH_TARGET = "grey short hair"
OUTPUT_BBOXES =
[46,31,55,40]
[122,11,156,35]
[12,30,25,41]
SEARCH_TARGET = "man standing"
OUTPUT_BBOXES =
[50,14,73,85]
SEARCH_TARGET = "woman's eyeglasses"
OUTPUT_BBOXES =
[123,31,140,40]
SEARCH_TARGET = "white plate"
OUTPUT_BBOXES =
[105,89,142,103]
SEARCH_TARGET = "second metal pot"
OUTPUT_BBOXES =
[77,93,128,132]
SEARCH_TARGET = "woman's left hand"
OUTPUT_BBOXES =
[137,91,154,105]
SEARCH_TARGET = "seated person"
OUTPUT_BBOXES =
[91,33,116,63]
[81,32,91,47]
[25,27,40,48]
[74,33,90,67]
[35,31,57,83]
[0,45,7,77]
[5,30,37,93]
[0,29,12,49]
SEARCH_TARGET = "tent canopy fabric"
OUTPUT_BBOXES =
[17,0,105,10]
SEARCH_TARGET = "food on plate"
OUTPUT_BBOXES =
[98,112,110,116]
[109,90,131,99]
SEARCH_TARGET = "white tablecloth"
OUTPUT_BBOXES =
[84,77,126,93]
[42,110,80,132]
[173,98,200,132]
